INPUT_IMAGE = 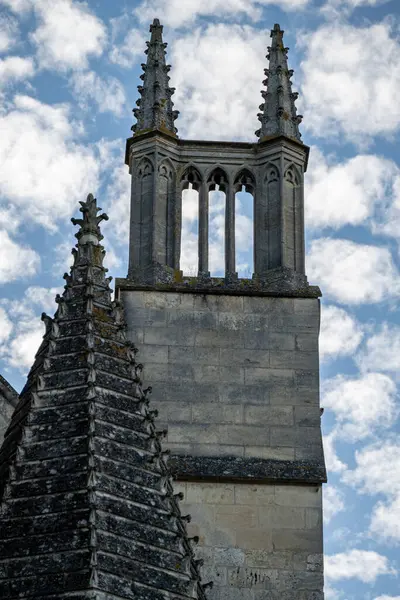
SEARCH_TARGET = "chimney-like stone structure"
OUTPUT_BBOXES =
[118,20,326,600]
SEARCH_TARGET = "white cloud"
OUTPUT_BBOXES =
[324,485,345,523]
[375,596,400,600]
[0,95,100,230]
[0,14,19,53]
[0,230,40,284]
[322,373,397,441]
[2,285,61,372]
[344,441,400,544]
[346,441,400,497]
[0,0,31,12]
[0,56,35,85]
[104,164,131,240]
[320,304,363,361]
[305,148,398,231]
[70,71,126,116]
[299,22,400,142]
[370,496,400,545]
[0,307,13,346]
[134,0,309,28]
[325,549,396,583]
[323,432,347,474]
[31,0,107,72]
[109,28,145,68]
[357,324,400,375]
[170,24,266,140]
[307,239,400,304]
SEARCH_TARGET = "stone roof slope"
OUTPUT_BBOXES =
[0,194,210,600]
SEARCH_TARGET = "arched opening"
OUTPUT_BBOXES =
[181,167,201,275]
[234,170,254,278]
[207,168,227,277]
[283,164,303,272]
[136,158,154,268]
[158,161,175,267]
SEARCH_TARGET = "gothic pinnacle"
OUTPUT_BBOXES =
[255,23,303,142]
[131,18,179,137]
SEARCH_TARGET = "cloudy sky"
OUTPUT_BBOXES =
[0,0,399,598]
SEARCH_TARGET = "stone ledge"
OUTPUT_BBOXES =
[116,276,321,299]
[169,455,327,483]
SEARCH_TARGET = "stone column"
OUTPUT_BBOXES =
[225,184,236,278]
[198,182,209,277]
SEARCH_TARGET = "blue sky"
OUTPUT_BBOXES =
[0,0,400,598]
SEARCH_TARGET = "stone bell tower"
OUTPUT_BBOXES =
[117,19,326,600]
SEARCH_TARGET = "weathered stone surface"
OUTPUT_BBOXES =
[178,481,323,599]
[0,195,208,600]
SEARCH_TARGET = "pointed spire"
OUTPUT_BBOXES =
[0,194,209,599]
[255,24,303,142]
[131,18,179,137]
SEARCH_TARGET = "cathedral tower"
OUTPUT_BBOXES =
[117,19,326,600]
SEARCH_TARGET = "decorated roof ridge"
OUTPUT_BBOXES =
[131,18,179,138]
[0,194,210,600]
[255,23,303,142]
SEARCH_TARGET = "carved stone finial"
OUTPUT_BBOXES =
[256,23,302,142]
[130,20,179,137]
[71,194,109,244]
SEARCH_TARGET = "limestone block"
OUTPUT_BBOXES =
[234,486,274,506]
[268,332,295,350]
[188,443,245,457]
[295,333,318,351]
[192,403,243,424]
[193,365,245,384]
[218,312,268,332]
[270,426,321,448]
[219,348,269,367]
[293,298,320,315]
[219,384,269,405]
[195,329,245,348]
[143,326,195,346]
[214,547,246,567]
[271,530,323,553]
[244,367,293,385]
[167,309,217,329]
[193,294,244,312]
[227,567,274,589]
[127,307,167,327]
[243,297,294,314]
[134,344,168,363]
[168,345,220,365]
[274,486,322,508]
[270,351,318,370]
[157,401,192,423]
[244,405,293,426]
[258,506,306,529]
[295,406,321,427]
[244,446,295,460]
[216,505,258,529]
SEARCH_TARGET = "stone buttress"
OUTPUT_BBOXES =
[0,195,210,600]
[118,20,327,600]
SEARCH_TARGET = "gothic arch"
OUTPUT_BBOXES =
[264,162,280,184]
[158,157,175,181]
[137,157,154,178]
[284,163,301,186]
[181,165,202,191]
[233,168,256,194]
[207,167,228,193]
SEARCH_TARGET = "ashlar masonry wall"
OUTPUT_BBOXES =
[119,287,325,599]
